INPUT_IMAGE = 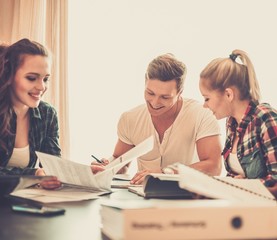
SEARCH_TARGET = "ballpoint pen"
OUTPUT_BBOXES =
[91,154,103,164]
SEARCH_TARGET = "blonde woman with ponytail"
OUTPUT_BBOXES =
[199,49,277,199]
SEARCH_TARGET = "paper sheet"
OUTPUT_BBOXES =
[111,180,142,189]
[11,187,108,203]
[36,136,154,192]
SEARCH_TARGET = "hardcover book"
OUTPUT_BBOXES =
[100,198,277,240]
[128,174,195,199]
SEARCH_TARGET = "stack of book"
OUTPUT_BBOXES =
[100,164,277,240]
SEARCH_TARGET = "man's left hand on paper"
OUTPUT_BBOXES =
[130,169,162,185]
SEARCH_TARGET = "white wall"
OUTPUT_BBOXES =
[68,0,277,165]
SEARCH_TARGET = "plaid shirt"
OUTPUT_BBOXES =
[222,101,277,183]
[0,101,61,175]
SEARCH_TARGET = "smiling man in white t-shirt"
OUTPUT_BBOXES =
[93,53,222,184]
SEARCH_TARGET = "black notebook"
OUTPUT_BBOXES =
[128,174,196,199]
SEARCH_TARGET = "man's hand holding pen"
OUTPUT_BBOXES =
[90,154,109,174]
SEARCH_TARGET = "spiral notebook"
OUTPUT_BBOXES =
[178,164,276,204]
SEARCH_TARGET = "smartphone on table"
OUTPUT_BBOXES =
[11,204,65,216]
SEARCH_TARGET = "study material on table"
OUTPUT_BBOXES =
[111,174,140,189]
[100,198,277,240]
[8,175,109,204]
[10,187,109,203]
[111,180,142,189]
[10,136,154,203]
[7,176,105,204]
[128,164,276,204]
[178,164,276,204]
[113,174,133,181]
[37,135,153,192]
[128,174,194,199]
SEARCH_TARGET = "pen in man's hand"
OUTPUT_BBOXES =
[91,154,103,164]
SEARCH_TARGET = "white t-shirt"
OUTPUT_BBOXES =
[7,145,30,168]
[117,98,221,171]
[228,153,245,177]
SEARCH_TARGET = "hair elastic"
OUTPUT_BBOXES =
[229,53,238,61]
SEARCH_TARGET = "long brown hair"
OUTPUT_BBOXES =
[0,38,49,152]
